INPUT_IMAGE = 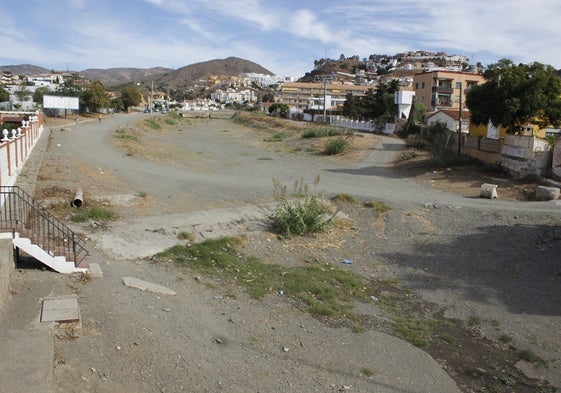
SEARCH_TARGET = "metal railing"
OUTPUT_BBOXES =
[0,186,88,266]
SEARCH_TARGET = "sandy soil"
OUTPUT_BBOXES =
[20,113,561,392]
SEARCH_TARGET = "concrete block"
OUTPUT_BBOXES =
[41,296,80,322]
[480,183,498,199]
[535,185,560,201]
[123,277,177,296]
[88,263,103,278]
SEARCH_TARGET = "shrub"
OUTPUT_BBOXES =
[113,128,138,142]
[399,149,418,161]
[144,117,161,130]
[271,194,332,238]
[302,126,345,139]
[71,206,115,222]
[422,122,469,167]
[324,136,351,155]
[363,200,391,217]
[264,131,287,142]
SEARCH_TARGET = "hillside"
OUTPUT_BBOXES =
[0,64,52,75]
[80,67,172,87]
[1,57,274,96]
[153,57,274,91]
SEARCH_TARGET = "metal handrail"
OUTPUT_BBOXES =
[0,186,88,265]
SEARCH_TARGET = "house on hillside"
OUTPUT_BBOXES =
[426,109,471,133]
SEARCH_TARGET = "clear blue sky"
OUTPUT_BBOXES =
[1,0,559,78]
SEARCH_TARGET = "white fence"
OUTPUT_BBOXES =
[0,114,43,187]
[330,116,396,134]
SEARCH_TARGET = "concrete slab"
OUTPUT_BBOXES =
[88,262,103,278]
[123,276,177,295]
[41,296,80,322]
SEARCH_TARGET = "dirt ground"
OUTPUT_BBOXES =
[24,113,561,392]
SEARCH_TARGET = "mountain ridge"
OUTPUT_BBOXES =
[1,57,275,90]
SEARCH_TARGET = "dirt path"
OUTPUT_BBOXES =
[18,113,561,392]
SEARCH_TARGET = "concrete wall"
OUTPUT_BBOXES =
[0,239,14,311]
[551,137,561,180]
[500,135,551,179]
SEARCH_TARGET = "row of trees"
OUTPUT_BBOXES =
[341,79,400,121]
[0,74,144,113]
[35,77,143,113]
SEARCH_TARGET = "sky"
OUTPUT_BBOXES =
[0,0,560,78]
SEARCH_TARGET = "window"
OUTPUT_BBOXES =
[415,82,419,89]
[421,82,425,88]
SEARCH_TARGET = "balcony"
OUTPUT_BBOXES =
[433,86,453,94]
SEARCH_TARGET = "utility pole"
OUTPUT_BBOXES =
[315,74,334,123]
[150,81,154,115]
[457,81,462,156]
[323,77,327,122]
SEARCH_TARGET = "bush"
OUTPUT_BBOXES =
[423,122,466,167]
[71,206,115,222]
[144,117,161,130]
[324,136,351,155]
[271,194,332,238]
[302,126,345,139]
[264,131,287,142]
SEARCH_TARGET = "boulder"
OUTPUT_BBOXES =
[535,185,560,201]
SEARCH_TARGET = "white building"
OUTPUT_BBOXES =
[240,73,287,86]
[395,90,415,119]
[27,74,62,87]
[211,88,256,104]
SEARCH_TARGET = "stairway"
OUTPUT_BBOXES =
[0,186,89,273]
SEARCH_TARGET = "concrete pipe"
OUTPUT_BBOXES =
[72,188,84,207]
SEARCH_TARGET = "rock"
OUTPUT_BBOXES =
[122,277,177,296]
[535,185,560,201]
[480,183,498,199]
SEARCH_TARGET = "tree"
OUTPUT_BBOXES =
[82,81,110,113]
[413,101,427,122]
[342,80,399,121]
[120,85,142,110]
[14,85,32,102]
[32,86,52,106]
[466,58,561,134]
[0,85,9,102]
[54,78,82,98]
[268,103,289,118]
[342,93,362,118]
[111,97,125,112]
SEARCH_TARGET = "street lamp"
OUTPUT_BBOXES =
[137,81,154,114]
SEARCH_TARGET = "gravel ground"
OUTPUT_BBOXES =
[12,112,561,392]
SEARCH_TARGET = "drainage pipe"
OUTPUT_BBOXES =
[71,189,84,207]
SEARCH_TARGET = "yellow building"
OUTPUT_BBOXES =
[469,122,547,139]
[413,70,484,112]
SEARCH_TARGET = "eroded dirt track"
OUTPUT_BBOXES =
[25,113,561,392]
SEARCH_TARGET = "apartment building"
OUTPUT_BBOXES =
[413,70,484,112]
[278,82,371,111]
